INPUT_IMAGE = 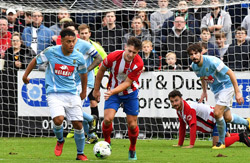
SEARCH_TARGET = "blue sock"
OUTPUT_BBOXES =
[216,117,226,144]
[83,112,93,122]
[74,128,85,155]
[231,113,249,126]
[83,120,91,137]
[53,124,64,142]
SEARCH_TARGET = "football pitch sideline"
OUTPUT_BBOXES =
[0,138,249,163]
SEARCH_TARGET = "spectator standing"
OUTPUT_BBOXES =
[150,0,173,35]
[139,40,160,72]
[95,11,125,54]
[201,0,232,44]
[22,11,55,55]
[0,18,11,59]
[188,0,209,27]
[200,28,220,56]
[214,31,229,60]
[123,16,152,48]
[223,27,250,71]
[49,7,70,36]
[6,8,24,34]
[162,16,198,69]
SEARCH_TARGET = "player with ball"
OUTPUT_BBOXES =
[93,37,143,160]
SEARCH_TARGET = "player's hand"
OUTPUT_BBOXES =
[15,60,22,68]
[198,92,207,103]
[172,144,181,147]
[80,91,86,100]
[182,145,194,148]
[22,75,30,84]
[235,92,244,105]
[104,88,113,101]
[93,89,101,103]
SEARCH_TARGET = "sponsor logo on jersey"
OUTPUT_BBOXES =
[187,115,192,121]
[202,75,214,83]
[54,64,75,76]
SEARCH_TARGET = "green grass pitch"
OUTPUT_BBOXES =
[0,138,249,162]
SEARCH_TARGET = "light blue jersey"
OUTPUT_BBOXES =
[74,39,98,88]
[36,45,87,95]
[192,55,233,94]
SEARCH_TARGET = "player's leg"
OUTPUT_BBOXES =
[83,119,98,144]
[66,94,88,161]
[102,94,120,144]
[47,93,66,156]
[123,90,139,160]
[213,104,227,149]
[89,89,99,128]
[224,111,250,130]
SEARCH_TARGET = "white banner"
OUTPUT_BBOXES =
[18,71,250,118]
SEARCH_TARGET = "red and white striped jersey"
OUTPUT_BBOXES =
[178,100,216,133]
[102,50,144,95]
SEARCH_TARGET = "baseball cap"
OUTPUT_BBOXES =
[6,8,17,15]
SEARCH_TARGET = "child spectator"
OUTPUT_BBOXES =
[162,52,182,70]
[215,31,229,60]
[139,40,160,72]
[200,28,219,56]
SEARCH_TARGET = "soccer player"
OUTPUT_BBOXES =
[62,22,102,143]
[187,43,250,149]
[168,90,250,148]
[93,37,143,160]
[22,29,88,161]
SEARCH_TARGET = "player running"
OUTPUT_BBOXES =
[93,37,143,160]
[22,29,88,161]
[168,90,250,148]
[187,43,250,149]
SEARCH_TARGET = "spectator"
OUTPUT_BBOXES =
[22,11,55,55]
[136,0,147,8]
[4,32,36,70]
[1,32,34,134]
[162,16,198,69]
[49,7,70,36]
[150,0,173,35]
[214,31,229,60]
[137,11,151,31]
[24,11,32,27]
[200,27,220,56]
[95,11,125,54]
[0,18,11,59]
[188,0,209,27]
[223,27,250,71]
[201,0,232,44]
[123,16,152,48]
[162,52,182,70]
[139,40,160,72]
[161,1,200,38]
[6,8,24,34]
[241,11,250,40]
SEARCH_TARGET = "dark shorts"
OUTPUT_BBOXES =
[104,90,139,116]
[88,88,95,101]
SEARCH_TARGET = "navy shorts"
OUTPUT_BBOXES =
[104,90,139,116]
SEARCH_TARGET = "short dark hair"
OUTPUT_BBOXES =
[127,37,142,50]
[63,21,76,29]
[201,27,210,33]
[60,28,76,39]
[168,90,182,99]
[236,26,247,35]
[187,43,202,55]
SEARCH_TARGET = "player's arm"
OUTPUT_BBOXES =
[226,69,244,105]
[79,72,88,100]
[22,57,37,84]
[87,53,103,72]
[177,117,186,147]
[104,77,133,100]
[93,64,107,102]
[199,78,208,103]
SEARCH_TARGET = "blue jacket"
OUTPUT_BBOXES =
[22,24,54,54]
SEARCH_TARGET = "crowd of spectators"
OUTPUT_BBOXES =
[1,0,250,134]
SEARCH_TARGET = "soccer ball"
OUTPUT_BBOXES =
[93,141,111,159]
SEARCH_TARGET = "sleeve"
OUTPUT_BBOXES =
[102,51,115,68]
[241,16,247,29]
[200,15,208,28]
[221,13,232,33]
[189,123,197,146]
[187,108,197,145]
[36,48,50,65]
[78,58,87,74]
[150,13,158,31]
[178,114,186,146]
[87,45,98,58]
[127,61,144,81]
[212,57,229,74]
